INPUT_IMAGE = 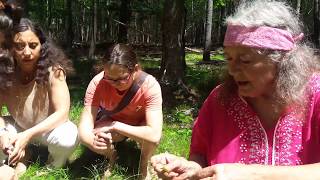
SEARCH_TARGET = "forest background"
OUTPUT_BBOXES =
[7,0,320,179]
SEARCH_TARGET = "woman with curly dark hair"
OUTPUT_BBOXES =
[0,17,78,176]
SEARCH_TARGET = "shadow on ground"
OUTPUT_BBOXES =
[68,140,141,179]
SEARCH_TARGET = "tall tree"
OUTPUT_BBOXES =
[160,0,186,84]
[47,0,53,32]
[89,0,97,59]
[65,0,73,49]
[118,0,131,43]
[203,0,213,61]
[314,0,320,47]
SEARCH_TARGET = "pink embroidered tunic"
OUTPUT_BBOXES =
[190,75,320,166]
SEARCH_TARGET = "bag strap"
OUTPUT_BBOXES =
[96,71,148,121]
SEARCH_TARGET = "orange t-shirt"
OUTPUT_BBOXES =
[84,71,162,125]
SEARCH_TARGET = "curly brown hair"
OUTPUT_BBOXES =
[12,18,73,85]
[0,1,21,90]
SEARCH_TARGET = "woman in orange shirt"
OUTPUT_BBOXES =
[79,43,163,180]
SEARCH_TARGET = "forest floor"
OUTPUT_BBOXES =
[19,47,226,179]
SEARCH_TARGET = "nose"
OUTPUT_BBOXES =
[23,46,31,57]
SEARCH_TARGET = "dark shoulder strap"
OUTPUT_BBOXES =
[96,71,148,120]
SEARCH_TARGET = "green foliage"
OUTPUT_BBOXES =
[185,53,203,65]
[20,163,69,180]
[1,106,8,115]
[139,56,161,69]
[69,102,83,125]
[132,0,164,15]
[212,54,225,61]
[185,52,226,65]
[174,111,193,124]
[157,124,191,158]
[186,64,226,102]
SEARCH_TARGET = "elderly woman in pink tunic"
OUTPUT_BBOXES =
[151,0,320,179]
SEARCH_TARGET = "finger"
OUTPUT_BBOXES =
[96,137,108,143]
[94,135,108,143]
[93,140,108,147]
[154,164,166,173]
[10,143,19,157]
[164,159,185,172]
[151,153,169,165]
[9,149,22,165]
[97,133,112,143]
[156,170,178,180]
[195,166,216,179]
[11,149,25,165]
[97,132,111,139]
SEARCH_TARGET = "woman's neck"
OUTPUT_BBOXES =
[246,95,286,129]
[17,69,36,84]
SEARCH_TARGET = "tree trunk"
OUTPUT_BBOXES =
[118,0,131,43]
[89,0,97,59]
[195,22,204,46]
[65,0,73,49]
[203,0,213,61]
[315,0,320,47]
[47,0,52,35]
[219,5,226,43]
[160,0,186,84]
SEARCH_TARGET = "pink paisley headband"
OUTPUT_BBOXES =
[223,24,304,51]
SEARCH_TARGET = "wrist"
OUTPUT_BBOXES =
[81,131,95,147]
[111,121,119,132]
[188,160,202,170]
[22,129,36,142]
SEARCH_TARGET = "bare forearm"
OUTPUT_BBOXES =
[113,121,161,144]
[252,163,320,180]
[78,108,96,146]
[26,111,68,138]
[216,163,320,180]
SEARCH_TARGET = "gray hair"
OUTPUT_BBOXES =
[223,0,320,104]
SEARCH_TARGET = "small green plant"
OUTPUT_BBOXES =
[1,106,9,115]
[174,111,193,124]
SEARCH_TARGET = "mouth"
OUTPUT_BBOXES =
[22,59,33,64]
[236,80,250,87]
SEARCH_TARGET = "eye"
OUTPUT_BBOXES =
[224,54,232,61]
[14,42,26,51]
[239,54,252,64]
[28,42,39,49]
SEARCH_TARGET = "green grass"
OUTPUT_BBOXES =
[156,124,192,157]
[18,52,225,179]
[185,52,225,65]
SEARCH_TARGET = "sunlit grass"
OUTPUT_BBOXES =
[157,124,191,158]
[185,52,225,65]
